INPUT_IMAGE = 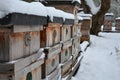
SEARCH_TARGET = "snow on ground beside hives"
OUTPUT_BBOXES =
[72,32,120,80]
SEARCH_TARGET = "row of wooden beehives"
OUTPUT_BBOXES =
[103,13,120,31]
[0,0,93,79]
[0,11,86,80]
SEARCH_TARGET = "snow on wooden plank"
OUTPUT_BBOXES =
[80,41,89,52]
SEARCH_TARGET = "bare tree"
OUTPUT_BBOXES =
[81,0,110,35]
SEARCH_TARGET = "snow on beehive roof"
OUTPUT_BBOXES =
[105,13,114,16]
[46,7,74,21]
[0,0,47,18]
[72,0,81,4]
[116,17,120,20]
[77,13,92,20]
[0,0,78,23]
[46,7,63,21]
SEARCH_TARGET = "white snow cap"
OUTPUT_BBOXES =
[46,7,74,21]
[105,13,114,16]
[46,7,64,21]
[78,15,83,20]
[0,0,47,18]
[72,0,81,4]
[116,17,120,20]
[85,0,101,15]
[77,13,92,20]
[64,12,74,20]
[78,13,92,17]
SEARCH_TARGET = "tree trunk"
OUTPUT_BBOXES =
[81,0,110,35]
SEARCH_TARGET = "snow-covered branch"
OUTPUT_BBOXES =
[72,0,81,4]
[85,0,101,15]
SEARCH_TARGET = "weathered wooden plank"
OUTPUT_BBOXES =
[61,25,72,42]
[46,23,61,47]
[72,55,83,76]
[80,35,90,43]
[40,23,61,47]
[0,25,43,32]
[15,57,44,80]
[13,25,43,32]
[72,25,77,38]
[72,36,81,62]
[44,44,61,59]
[62,39,72,50]
[115,19,120,31]
[0,74,14,80]
[60,47,72,63]
[32,66,42,80]
[0,32,10,62]
[81,30,90,36]
[40,29,46,48]
[0,52,44,80]
[45,53,59,75]
[46,66,61,80]
[30,32,40,55]
[80,19,91,42]
[62,72,72,80]
[0,31,40,62]
[103,20,112,31]
[0,51,44,73]
[72,63,80,76]
[9,32,26,61]
[61,56,72,78]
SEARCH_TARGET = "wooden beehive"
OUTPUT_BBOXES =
[77,19,83,36]
[40,17,63,47]
[61,57,72,80]
[80,15,92,42]
[72,21,82,38]
[61,18,74,42]
[41,17,63,79]
[115,17,120,31]
[0,50,45,80]
[60,18,74,79]
[60,40,72,63]
[103,13,114,31]
[44,65,61,80]
[70,36,82,76]
[41,43,61,79]
[72,24,78,38]
[72,36,81,65]
[0,13,46,62]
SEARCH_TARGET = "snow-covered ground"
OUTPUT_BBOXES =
[72,32,120,80]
